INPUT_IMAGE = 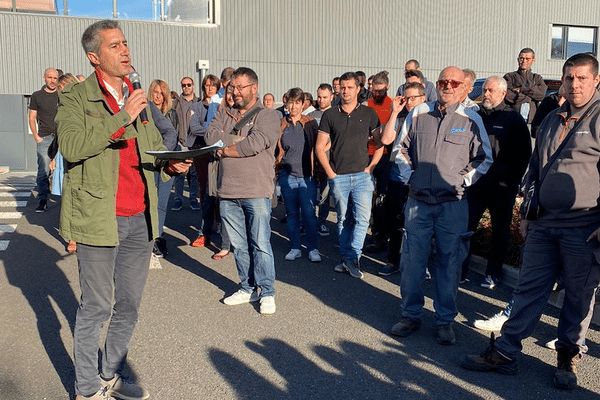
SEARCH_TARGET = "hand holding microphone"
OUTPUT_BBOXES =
[126,71,149,125]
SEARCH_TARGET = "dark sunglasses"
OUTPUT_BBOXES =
[437,80,463,89]
[181,83,193,88]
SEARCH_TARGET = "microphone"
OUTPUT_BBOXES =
[128,71,148,124]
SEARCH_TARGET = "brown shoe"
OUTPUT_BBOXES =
[554,348,580,390]
[460,333,518,375]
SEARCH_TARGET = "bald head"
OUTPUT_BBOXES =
[436,66,465,108]
[43,68,59,92]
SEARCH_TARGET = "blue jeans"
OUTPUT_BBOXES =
[496,223,600,358]
[219,198,275,297]
[73,213,152,396]
[154,172,174,237]
[400,197,470,325]
[173,145,199,201]
[329,172,375,262]
[36,135,53,200]
[279,171,319,251]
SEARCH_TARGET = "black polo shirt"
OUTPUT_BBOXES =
[319,104,380,175]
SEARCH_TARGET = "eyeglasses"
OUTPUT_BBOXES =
[181,83,193,88]
[232,83,254,93]
[406,95,425,101]
[437,80,463,89]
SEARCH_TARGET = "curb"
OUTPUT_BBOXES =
[469,255,599,327]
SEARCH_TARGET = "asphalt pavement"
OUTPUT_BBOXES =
[0,171,598,400]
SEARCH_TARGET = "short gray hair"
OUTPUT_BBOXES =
[484,76,508,92]
[81,19,121,55]
[463,69,476,88]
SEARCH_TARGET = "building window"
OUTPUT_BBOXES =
[551,25,597,60]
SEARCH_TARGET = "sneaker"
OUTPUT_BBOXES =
[285,249,302,261]
[460,333,518,375]
[554,351,580,390]
[103,374,149,400]
[481,275,497,289]
[474,311,508,331]
[318,223,330,236]
[334,261,347,273]
[76,388,116,400]
[378,263,399,276]
[35,199,48,213]
[191,235,209,248]
[391,317,421,337]
[223,289,259,305]
[436,324,456,345]
[308,249,321,262]
[190,199,201,211]
[345,260,364,279]
[259,296,276,315]
[171,198,183,211]
[152,240,164,258]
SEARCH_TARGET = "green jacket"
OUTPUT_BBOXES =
[55,73,168,246]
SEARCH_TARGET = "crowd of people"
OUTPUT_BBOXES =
[28,18,600,399]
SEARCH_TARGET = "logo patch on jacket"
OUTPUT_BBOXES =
[450,128,466,133]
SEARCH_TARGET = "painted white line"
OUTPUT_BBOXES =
[149,254,162,269]
[0,201,27,207]
[0,192,30,197]
[0,212,23,219]
[0,224,17,233]
[0,240,9,251]
[0,186,34,191]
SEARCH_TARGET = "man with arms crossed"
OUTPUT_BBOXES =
[56,20,190,400]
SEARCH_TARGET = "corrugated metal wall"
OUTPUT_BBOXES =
[2,0,600,98]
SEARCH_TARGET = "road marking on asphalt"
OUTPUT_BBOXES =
[150,254,162,269]
[0,240,8,251]
[0,224,17,233]
[0,192,30,197]
[0,186,34,191]
[0,201,27,207]
[0,212,23,219]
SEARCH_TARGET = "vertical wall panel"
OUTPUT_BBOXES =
[2,0,600,99]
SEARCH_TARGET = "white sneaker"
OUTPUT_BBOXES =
[260,296,276,314]
[223,289,259,305]
[473,311,508,331]
[285,249,302,261]
[308,249,321,262]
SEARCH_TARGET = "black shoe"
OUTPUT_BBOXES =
[378,263,400,276]
[35,199,48,213]
[460,333,518,375]
[391,317,421,337]
[436,324,456,345]
[154,237,168,257]
[152,240,164,258]
[554,349,580,390]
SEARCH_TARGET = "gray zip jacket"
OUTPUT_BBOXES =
[392,101,492,204]
[523,92,600,227]
[204,101,280,199]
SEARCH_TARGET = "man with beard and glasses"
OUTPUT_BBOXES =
[459,76,531,286]
[364,71,394,253]
[204,67,280,315]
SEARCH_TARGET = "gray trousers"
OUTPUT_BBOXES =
[496,222,600,358]
[73,213,152,397]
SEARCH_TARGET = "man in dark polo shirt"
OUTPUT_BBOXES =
[315,71,382,279]
[29,67,59,212]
